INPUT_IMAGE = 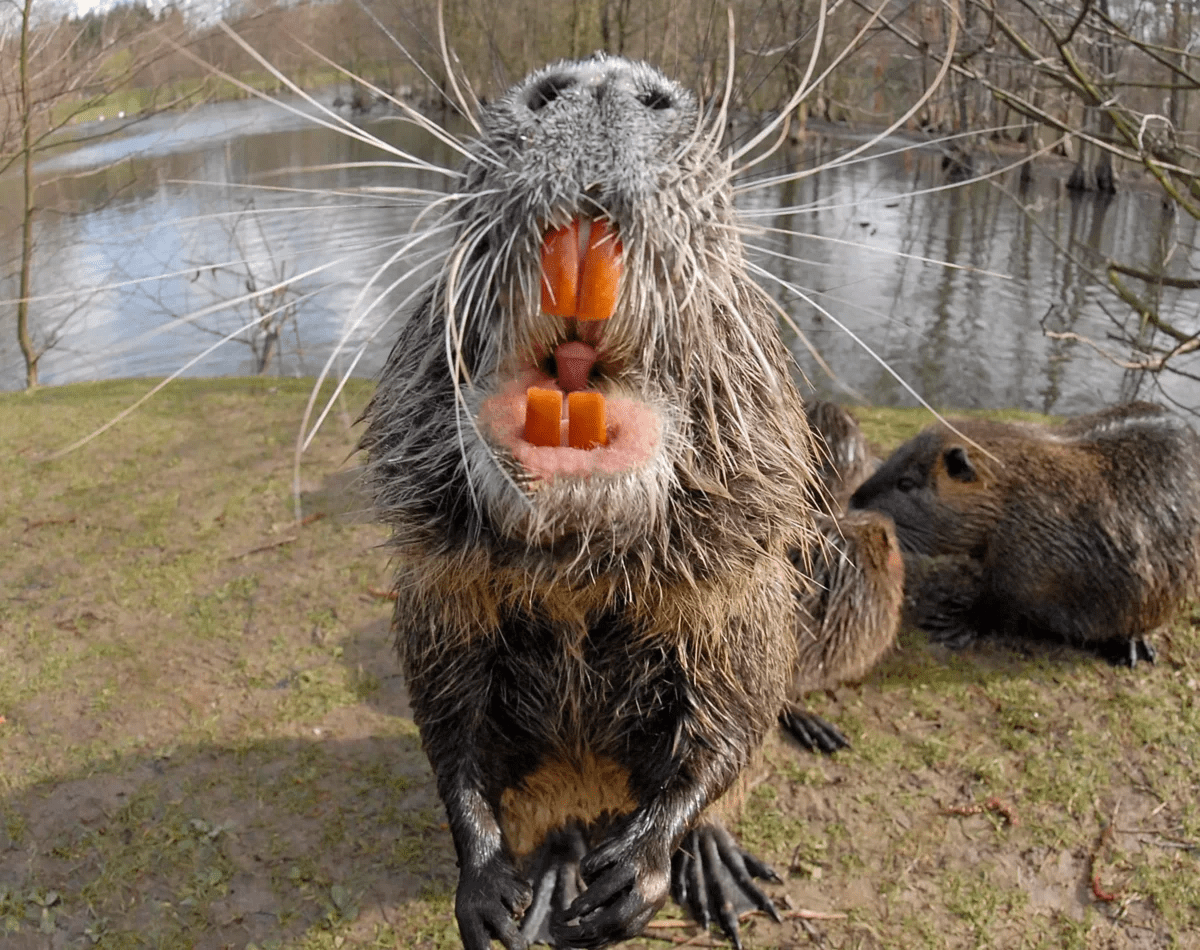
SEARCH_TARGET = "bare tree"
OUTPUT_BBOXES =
[1,0,193,389]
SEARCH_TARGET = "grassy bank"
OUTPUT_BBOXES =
[1,379,1197,949]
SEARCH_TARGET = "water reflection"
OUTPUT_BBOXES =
[2,96,1197,415]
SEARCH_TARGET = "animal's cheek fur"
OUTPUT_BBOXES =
[929,472,995,552]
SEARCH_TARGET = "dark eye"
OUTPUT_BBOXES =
[897,476,917,493]
[638,88,672,110]
[528,75,575,111]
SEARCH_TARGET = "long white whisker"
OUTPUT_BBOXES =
[760,290,865,400]
[89,246,407,361]
[748,259,998,461]
[294,269,443,516]
[731,0,828,169]
[735,122,1031,195]
[165,177,458,203]
[702,8,738,159]
[298,251,447,455]
[295,222,458,457]
[436,0,482,136]
[291,33,499,167]
[745,229,1015,280]
[748,259,930,408]
[193,23,463,178]
[736,0,960,194]
[737,133,1060,212]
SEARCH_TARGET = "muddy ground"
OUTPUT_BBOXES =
[1,378,1197,950]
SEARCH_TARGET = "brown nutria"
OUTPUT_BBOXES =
[804,401,878,509]
[781,509,905,753]
[360,55,826,949]
[849,402,1200,666]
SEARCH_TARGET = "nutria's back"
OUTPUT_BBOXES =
[850,402,1200,650]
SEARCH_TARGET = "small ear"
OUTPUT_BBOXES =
[943,446,977,482]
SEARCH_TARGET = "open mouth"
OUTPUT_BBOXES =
[478,216,663,481]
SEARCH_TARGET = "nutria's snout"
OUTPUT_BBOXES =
[460,58,711,495]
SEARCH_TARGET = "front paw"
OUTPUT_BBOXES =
[549,829,670,948]
[457,856,533,950]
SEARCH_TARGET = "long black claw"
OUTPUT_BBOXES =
[688,839,711,928]
[711,829,782,922]
[779,704,850,755]
[551,830,667,949]
[670,823,781,948]
[1135,637,1157,666]
[520,823,587,945]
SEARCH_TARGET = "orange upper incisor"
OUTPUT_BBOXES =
[577,220,622,322]
[540,222,580,317]
[540,219,622,321]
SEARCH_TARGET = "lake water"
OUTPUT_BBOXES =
[2,94,1197,417]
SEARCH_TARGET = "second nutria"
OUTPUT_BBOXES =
[361,55,824,949]
[849,402,1200,665]
[781,510,905,753]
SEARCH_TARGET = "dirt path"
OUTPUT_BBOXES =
[1,381,1196,949]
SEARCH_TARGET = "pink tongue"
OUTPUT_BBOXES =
[555,341,598,392]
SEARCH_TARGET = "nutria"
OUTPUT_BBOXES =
[849,402,1200,665]
[805,401,878,509]
[781,510,905,753]
[360,55,826,949]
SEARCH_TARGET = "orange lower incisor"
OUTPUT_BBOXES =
[525,387,563,447]
[568,392,607,449]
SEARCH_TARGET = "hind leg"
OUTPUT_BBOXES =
[903,553,984,649]
[1095,635,1157,669]
[519,823,588,945]
[670,821,782,950]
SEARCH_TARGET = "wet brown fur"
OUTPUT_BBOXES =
[850,402,1200,652]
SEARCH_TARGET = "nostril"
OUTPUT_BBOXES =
[528,74,575,111]
[638,88,673,110]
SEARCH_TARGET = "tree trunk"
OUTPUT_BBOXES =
[17,0,38,390]
[1067,0,1115,193]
